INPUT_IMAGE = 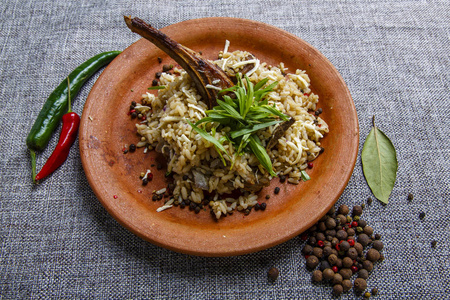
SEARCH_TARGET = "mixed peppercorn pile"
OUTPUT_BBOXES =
[301,203,383,297]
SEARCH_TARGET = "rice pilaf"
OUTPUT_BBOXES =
[133,44,329,219]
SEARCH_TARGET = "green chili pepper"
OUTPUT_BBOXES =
[26,51,121,182]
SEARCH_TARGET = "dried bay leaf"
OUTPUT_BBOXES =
[361,116,398,203]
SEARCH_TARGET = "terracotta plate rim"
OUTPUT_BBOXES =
[79,17,359,257]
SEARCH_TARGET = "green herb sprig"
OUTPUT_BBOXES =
[188,74,290,176]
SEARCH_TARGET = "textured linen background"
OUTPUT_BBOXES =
[1,0,449,299]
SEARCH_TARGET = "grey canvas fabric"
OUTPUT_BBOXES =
[1,0,449,299]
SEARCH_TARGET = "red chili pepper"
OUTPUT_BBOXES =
[35,77,80,181]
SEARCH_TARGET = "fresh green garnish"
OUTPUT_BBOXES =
[148,86,166,90]
[188,74,290,176]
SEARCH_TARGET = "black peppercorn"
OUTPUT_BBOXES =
[419,212,425,220]
[268,267,279,281]
[129,144,136,152]
[302,244,313,255]
[320,261,331,271]
[142,178,148,186]
[358,269,369,280]
[155,72,162,78]
[339,241,350,252]
[260,203,267,210]
[431,240,437,248]
[274,187,280,194]
[152,79,158,86]
[279,175,286,183]
[374,233,381,240]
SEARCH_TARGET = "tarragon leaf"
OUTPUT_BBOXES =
[361,116,398,204]
[248,135,276,177]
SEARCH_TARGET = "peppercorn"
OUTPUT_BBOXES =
[323,268,335,281]
[337,214,347,225]
[327,206,336,215]
[339,241,350,252]
[260,202,267,211]
[313,247,323,258]
[354,278,367,293]
[331,265,339,273]
[302,244,313,255]
[142,178,148,186]
[353,205,363,216]
[363,226,374,236]
[274,187,280,194]
[362,260,374,271]
[306,255,320,269]
[408,193,414,201]
[279,175,286,183]
[419,212,425,220]
[328,254,338,266]
[342,279,352,292]
[129,144,136,152]
[340,268,352,279]
[361,203,365,209]
[325,218,336,229]
[358,234,372,247]
[254,203,261,211]
[333,284,343,296]
[366,249,380,262]
[367,197,373,205]
[331,238,339,247]
[354,242,363,255]
[374,233,381,240]
[372,240,384,251]
[347,228,355,236]
[338,230,349,242]
[320,260,331,271]
[316,232,326,242]
[312,270,323,282]
[323,246,333,257]
[268,267,279,281]
[162,64,172,72]
[371,288,378,295]
[347,247,358,260]
[431,240,437,248]
[325,229,336,237]
[358,219,367,228]
[342,257,353,268]
[338,204,349,215]
[358,269,369,280]
[318,222,327,232]
[332,273,343,285]
[364,291,371,298]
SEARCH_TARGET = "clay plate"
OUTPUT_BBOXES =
[79,17,358,256]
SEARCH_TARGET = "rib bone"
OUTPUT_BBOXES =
[124,16,233,109]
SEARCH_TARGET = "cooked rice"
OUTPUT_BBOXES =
[133,43,329,219]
